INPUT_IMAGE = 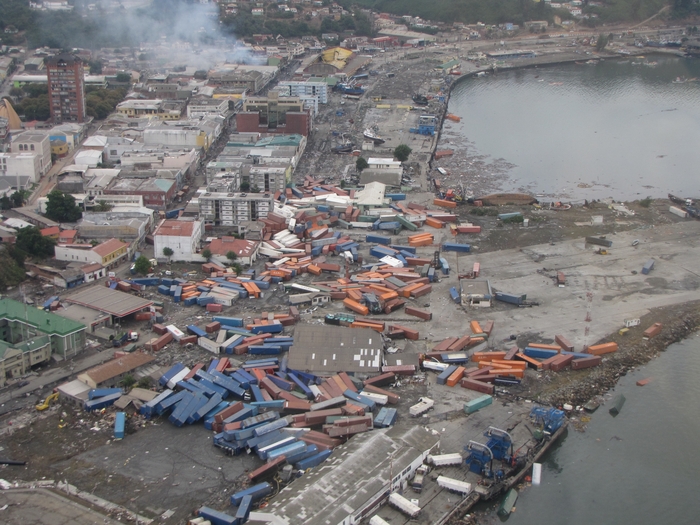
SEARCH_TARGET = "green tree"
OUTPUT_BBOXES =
[394,144,412,162]
[0,195,12,211]
[137,377,153,389]
[595,33,609,51]
[88,60,103,74]
[201,248,212,260]
[133,255,151,275]
[120,374,136,390]
[163,247,174,257]
[356,157,369,172]
[93,200,113,212]
[226,250,237,263]
[115,72,131,83]
[240,181,250,192]
[10,191,23,208]
[15,226,55,258]
[45,190,82,222]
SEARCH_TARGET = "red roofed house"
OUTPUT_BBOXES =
[40,226,60,239]
[58,229,78,244]
[153,219,203,262]
[208,237,260,266]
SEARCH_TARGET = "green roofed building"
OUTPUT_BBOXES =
[0,298,86,386]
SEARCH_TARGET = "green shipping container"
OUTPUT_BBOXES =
[464,394,493,414]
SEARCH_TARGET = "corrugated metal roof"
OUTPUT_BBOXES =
[288,325,383,374]
[65,287,153,318]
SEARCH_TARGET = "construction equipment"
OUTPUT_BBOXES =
[529,407,566,435]
[36,392,59,411]
[464,440,494,477]
[433,250,442,270]
[595,248,610,255]
[484,427,514,462]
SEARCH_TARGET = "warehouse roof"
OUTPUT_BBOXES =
[65,287,153,318]
[252,426,439,525]
[287,325,383,374]
[155,219,196,237]
[79,352,155,386]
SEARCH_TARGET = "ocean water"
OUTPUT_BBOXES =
[485,334,700,524]
[447,55,700,201]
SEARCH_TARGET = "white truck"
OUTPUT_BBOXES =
[427,453,463,467]
[388,493,421,518]
[437,476,472,495]
[409,397,434,417]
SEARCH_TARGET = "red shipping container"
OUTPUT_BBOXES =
[571,355,602,370]
[404,306,432,321]
[206,303,223,313]
[460,378,495,394]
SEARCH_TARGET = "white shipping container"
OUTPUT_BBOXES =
[532,462,542,486]
[166,324,185,341]
[198,337,221,355]
[166,367,191,389]
[388,493,421,517]
[427,453,463,467]
[669,206,688,218]
[360,391,388,405]
[369,516,391,525]
[437,476,472,495]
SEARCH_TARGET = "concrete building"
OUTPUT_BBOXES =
[0,152,43,183]
[0,298,86,385]
[359,157,404,186]
[237,92,312,136]
[209,69,265,93]
[186,98,230,118]
[77,352,156,389]
[153,219,203,261]
[46,53,86,123]
[55,238,129,269]
[277,81,329,104]
[11,132,52,176]
[255,426,440,525]
[104,176,176,210]
[77,213,151,242]
[207,237,260,265]
[198,191,273,229]
[115,99,182,120]
[143,118,222,151]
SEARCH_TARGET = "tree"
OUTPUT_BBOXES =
[45,190,82,222]
[120,374,136,390]
[595,33,609,52]
[115,72,131,83]
[0,195,12,211]
[88,60,103,74]
[201,248,212,261]
[240,181,250,192]
[226,250,237,263]
[356,157,369,172]
[133,255,151,276]
[15,226,56,259]
[137,377,153,389]
[394,144,412,162]
[10,191,23,208]
[163,247,174,257]
[93,200,113,212]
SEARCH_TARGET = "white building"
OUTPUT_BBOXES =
[0,153,43,183]
[277,81,329,104]
[74,149,103,167]
[153,219,203,261]
[199,191,273,230]
[10,131,52,178]
[186,98,229,118]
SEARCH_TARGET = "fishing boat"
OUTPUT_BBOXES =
[363,128,385,144]
[412,94,429,106]
[332,143,353,154]
[668,193,693,206]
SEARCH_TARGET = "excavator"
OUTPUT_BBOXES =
[36,391,59,411]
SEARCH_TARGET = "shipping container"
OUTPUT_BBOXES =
[428,453,463,467]
[464,394,493,414]
[641,259,655,275]
[114,412,126,439]
[409,397,434,416]
[197,506,238,525]
[437,476,472,495]
[229,482,272,507]
[388,492,421,518]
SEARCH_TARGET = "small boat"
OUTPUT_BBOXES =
[445,114,461,122]
[332,143,353,154]
[668,193,692,206]
[363,128,385,144]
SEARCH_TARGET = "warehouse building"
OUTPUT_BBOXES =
[77,352,157,389]
[252,426,439,525]
[287,325,384,375]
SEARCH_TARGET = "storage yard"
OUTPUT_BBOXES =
[1,38,700,525]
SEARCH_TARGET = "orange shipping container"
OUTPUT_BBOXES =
[488,368,524,378]
[433,198,458,209]
[587,342,618,356]
[425,217,445,228]
[446,366,466,387]
[528,343,562,352]
[343,298,369,316]
[469,320,482,334]
[471,351,507,362]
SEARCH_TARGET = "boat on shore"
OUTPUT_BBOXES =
[363,128,385,144]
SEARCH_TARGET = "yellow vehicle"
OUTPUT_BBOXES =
[36,392,59,411]
[596,248,610,255]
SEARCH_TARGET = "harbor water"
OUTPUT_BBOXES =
[447,55,700,200]
[486,334,700,524]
